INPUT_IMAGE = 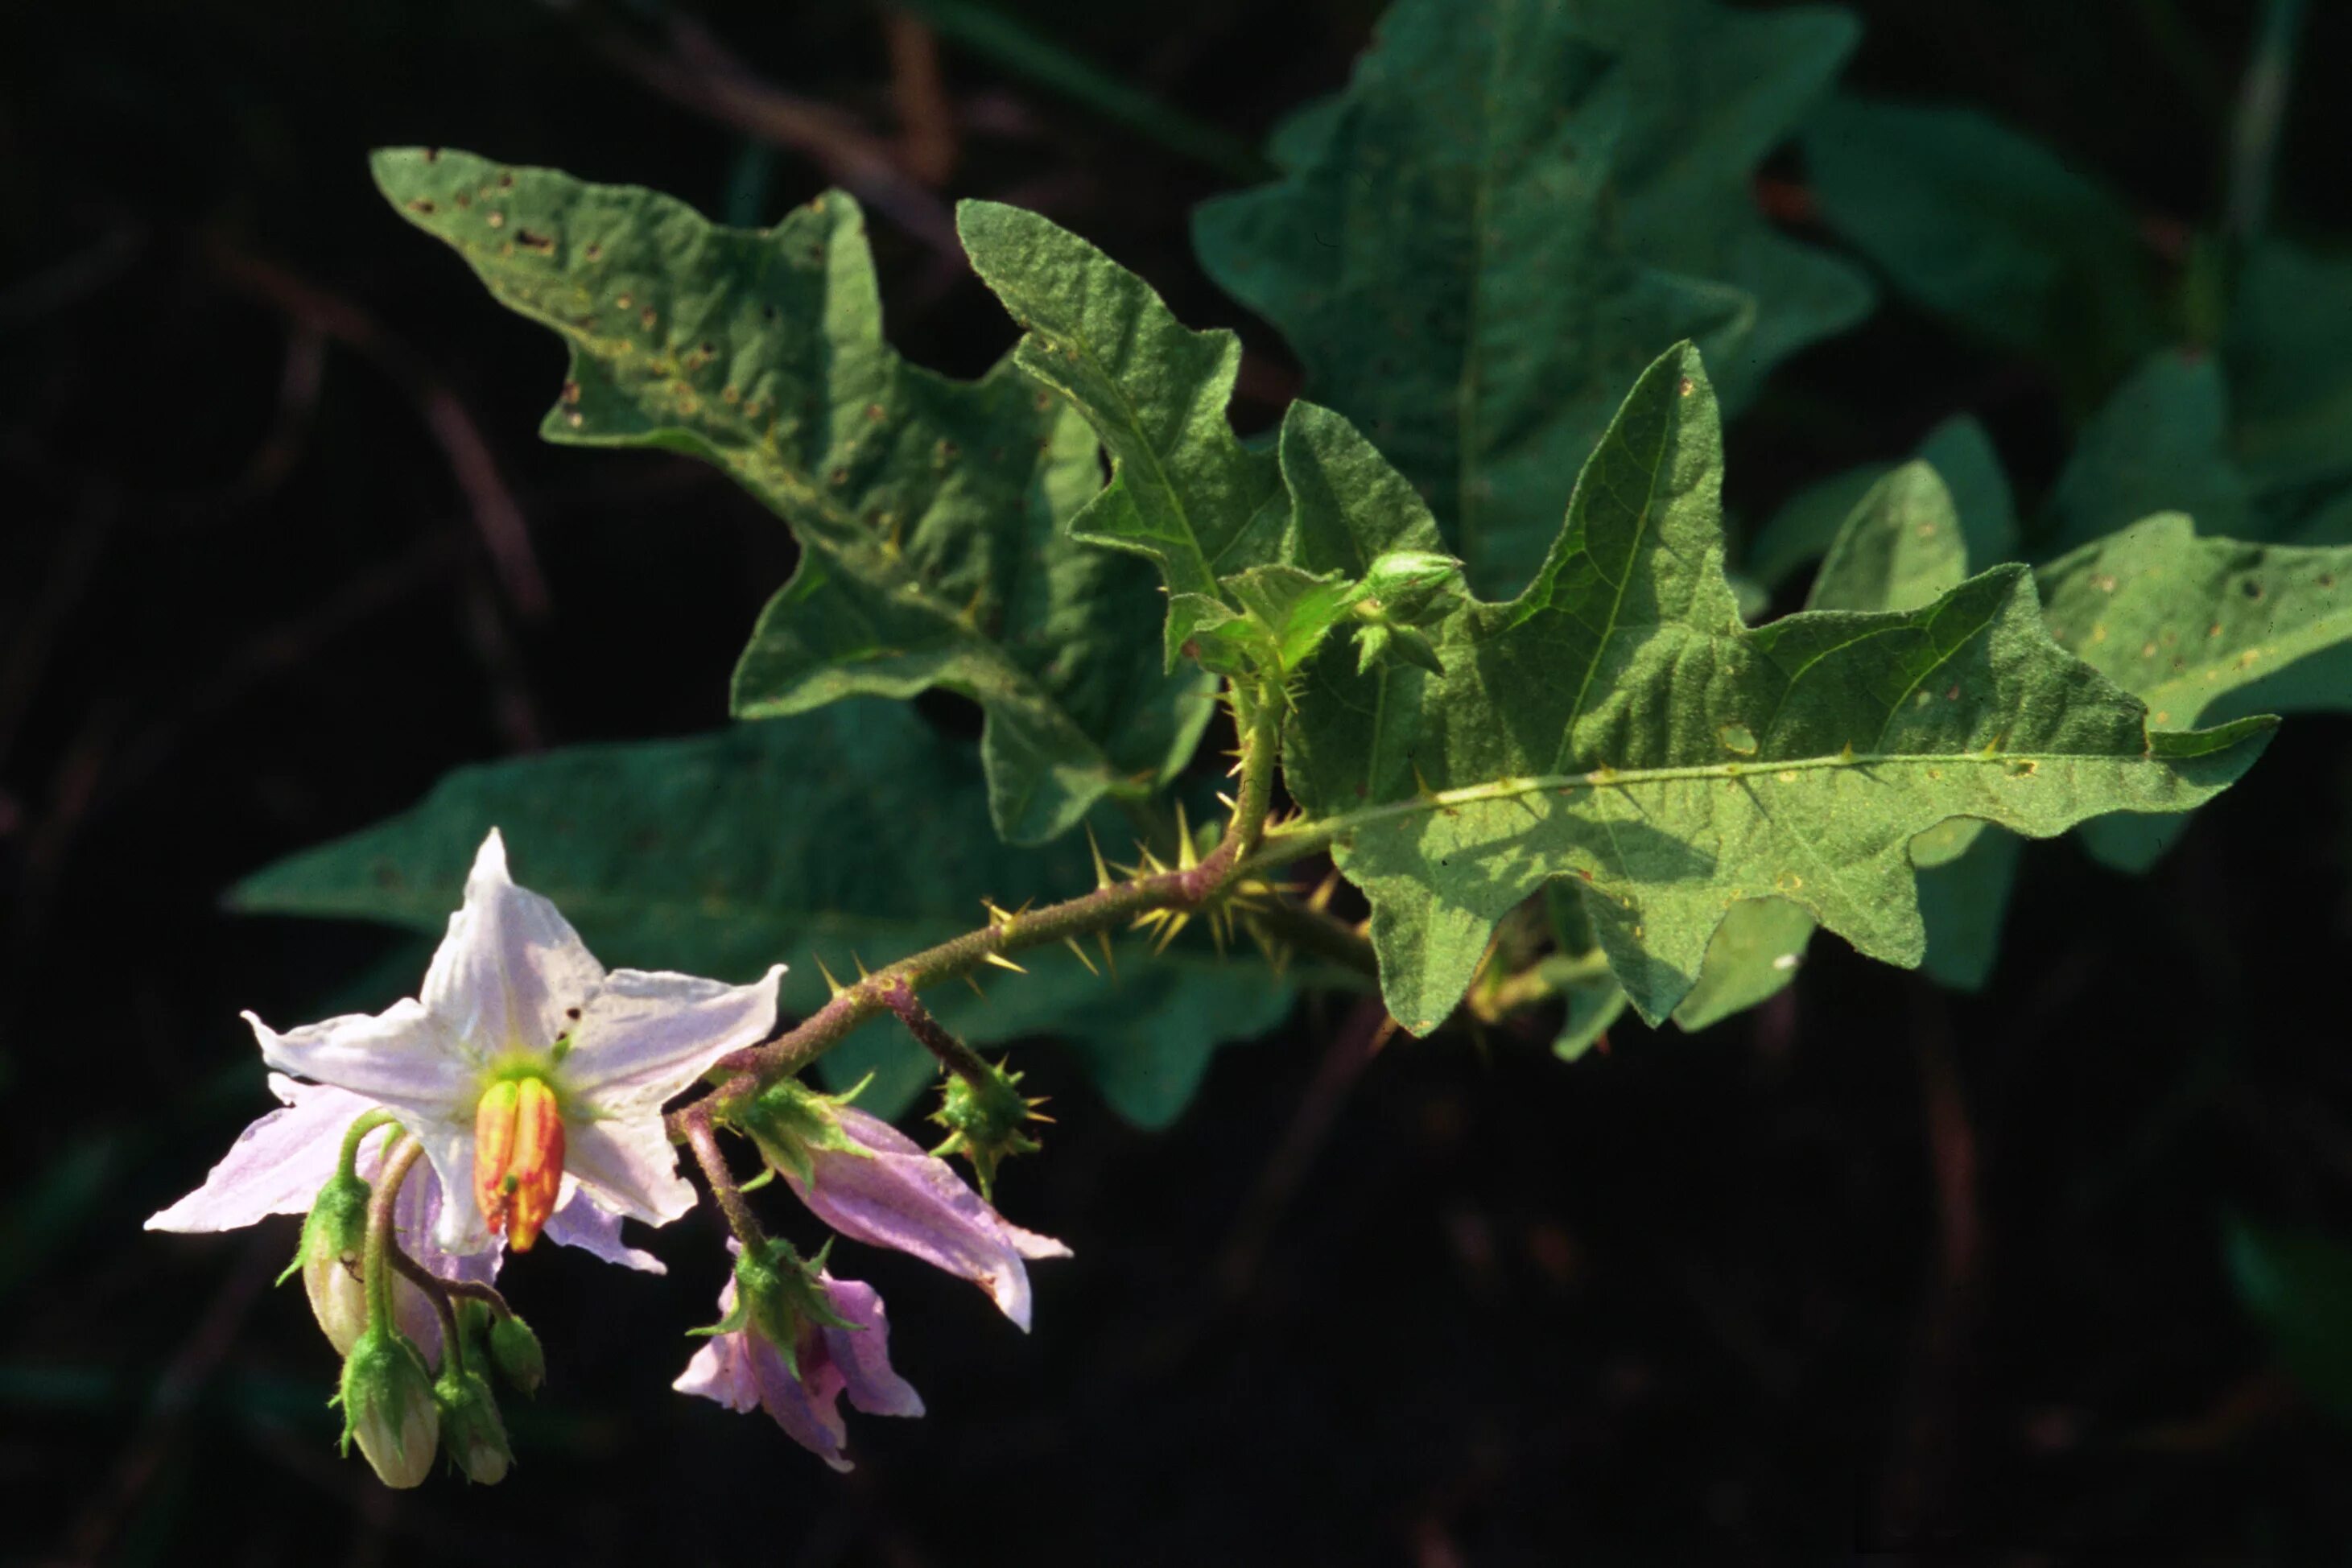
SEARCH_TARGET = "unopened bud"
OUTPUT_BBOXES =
[435,1366,514,1485]
[295,1172,372,1355]
[338,1326,439,1489]
[1351,550,1463,627]
[930,1061,1043,1199]
[488,1313,546,1397]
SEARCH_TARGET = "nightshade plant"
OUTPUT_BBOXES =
[151,0,2352,1485]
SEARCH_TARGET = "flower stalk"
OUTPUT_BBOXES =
[363,1137,427,1335]
[683,1104,765,1252]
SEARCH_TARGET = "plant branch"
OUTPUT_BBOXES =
[683,1104,765,1251]
[669,687,1291,1120]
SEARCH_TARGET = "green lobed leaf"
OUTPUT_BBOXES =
[1193,0,1867,600]
[2043,351,2252,555]
[371,149,1210,846]
[1802,98,2159,402]
[231,703,1293,1129]
[2037,513,2352,871]
[1664,897,1818,1033]
[1701,457,2024,1011]
[1279,345,2272,1030]
[955,200,1288,665]
[1744,415,2012,596]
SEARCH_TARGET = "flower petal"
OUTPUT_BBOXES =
[422,829,605,1056]
[541,1180,666,1274]
[817,1277,924,1419]
[787,1108,1067,1332]
[675,1333,761,1412]
[560,965,785,1109]
[749,1331,852,1471]
[246,1001,475,1121]
[399,1112,496,1255]
[146,1075,373,1232]
[1002,1221,1075,1263]
[563,1112,698,1231]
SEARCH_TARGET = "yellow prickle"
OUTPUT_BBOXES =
[982,951,1027,974]
[1085,823,1114,890]
[814,955,849,1000]
[1063,936,1100,976]
[1174,801,1197,871]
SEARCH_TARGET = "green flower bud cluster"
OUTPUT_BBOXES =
[1348,549,1463,676]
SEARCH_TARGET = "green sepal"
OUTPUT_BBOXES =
[722,1236,856,1378]
[335,1323,440,1489]
[287,1169,371,1287]
[486,1312,546,1397]
[733,1076,873,1188]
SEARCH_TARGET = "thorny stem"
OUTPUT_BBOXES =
[684,1104,765,1252]
[667,687,1294,1131]
[361,1136,425,1336]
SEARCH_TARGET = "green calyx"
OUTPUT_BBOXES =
[705,1236,856,1378]
[930,1059,1044,1200]
[336,1324,440,1489]
[732,1077,871,1187]
[287,1170,371,1286]
[485,1312,546,1397]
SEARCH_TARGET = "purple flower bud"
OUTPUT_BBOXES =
[675,1265,922,1471]
[782,1106,1071,1331]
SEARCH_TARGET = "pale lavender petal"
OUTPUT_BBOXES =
[817,1277,924,1419]
[541,1181,666,1274]
[675,1332,761,1413]
[786,1107,1065,1331]
[748,1335,852,1471]
[421,828,604,1057]
[246,1001,475,1121]
[146,1076,373,1232]
[1002,1222,1075,1262]
[564,1112,697,1230]
[671,1256,914,1471]
[559,965,785,1108]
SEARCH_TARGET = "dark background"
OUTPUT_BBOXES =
[7,2,2352,1562]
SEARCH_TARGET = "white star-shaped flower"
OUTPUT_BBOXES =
[171,828,782,1257]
